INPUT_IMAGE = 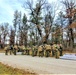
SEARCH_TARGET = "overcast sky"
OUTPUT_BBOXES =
[0,0,59,25]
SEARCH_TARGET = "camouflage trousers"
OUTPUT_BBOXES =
[5,49,16,55]
[32,49,38,56]
[45,50,51,57]
[59,49,63,56]
[38,50,44,57]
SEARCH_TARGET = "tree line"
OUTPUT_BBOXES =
[0,0,76,50]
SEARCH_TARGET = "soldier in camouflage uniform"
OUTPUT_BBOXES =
[38,45,44,57]
[13,45,18,55]
[58,43,63,56]
[31,46,34,56]
[32,46,38,56]
[18,45,25,55]
[17,45,26,54]
[52,43,60,58]
[9,44,14,55]
[44,44,51,57]
[5,45,14,55]
[5,45,10,55]
[52,43,56,56]
[25,46,30,55]
[55,45,60,58]
[50,43,54,57]
[34,45,38,56]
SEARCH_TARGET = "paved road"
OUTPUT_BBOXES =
[0,53,76,74]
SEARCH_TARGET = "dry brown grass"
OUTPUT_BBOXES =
[0,49,5,53]
[0,62,36,75]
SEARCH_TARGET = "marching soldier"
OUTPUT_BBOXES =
[59,43,63,56]
[44,44,51,57]
[50,43,53,57]
[52,43,60,58]
[32,45,38,56]
[19,45,26,55]
[52,43,56,56]
[28,46,31,55]
[13,45,18,55]
[5,45,10,55]
[9,44,14,55]
[18,45,25,54]
[32,46,35,56]
[34,45,38,56]
[26,46,30,55]
[55,43,60,58]
[38,45,44,57]
[5,45,17,55]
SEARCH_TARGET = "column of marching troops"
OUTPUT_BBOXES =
[4,43,63,59]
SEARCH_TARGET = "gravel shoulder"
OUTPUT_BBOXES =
[0,53,76,74]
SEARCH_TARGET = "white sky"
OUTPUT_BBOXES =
[0,0,60,25]
[0,0,25,25]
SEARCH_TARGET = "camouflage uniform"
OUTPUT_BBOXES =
[5,46,9,55]
[59,44,63,56]
[28,47,31,55]
[52,44,56,56]
[38,45,44,57]
[17,46,21,52]
[52,44,59,58]
[32,46,38,56]
[55,45,60,59]
[13,45,18,55]
[26,46,30,55]
[20,45,26,55]
[45,44,51,57]
[34,46,38,56]
[9,45,14,55]
[5,45,14,55]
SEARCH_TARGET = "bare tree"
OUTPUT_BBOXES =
[0,23,9,48]
[13,10,22,45]
[62,0,76,49]
[9,28,15,45]
[23,0,47,44]
[22,13,28,46]
[42,2,59,44]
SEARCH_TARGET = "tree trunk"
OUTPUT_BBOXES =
[69,28,74,49]
[69,18,74,49]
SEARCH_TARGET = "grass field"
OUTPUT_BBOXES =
[0,62,36,75]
